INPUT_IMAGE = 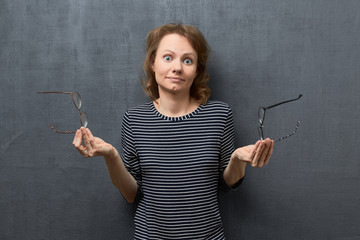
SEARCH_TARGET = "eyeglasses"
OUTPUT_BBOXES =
[37,91,88,133]
[258,94,302,142]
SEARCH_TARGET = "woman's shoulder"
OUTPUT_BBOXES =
[199,100,233,120]
[123,102,161,122]
[123,102,152,116]
[126,102,151,111]
[203,100,232,111]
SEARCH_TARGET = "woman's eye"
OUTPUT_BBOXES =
[164,55,172,62]
[184,58,192,65]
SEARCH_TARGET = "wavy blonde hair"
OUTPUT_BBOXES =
[142,23,211,105]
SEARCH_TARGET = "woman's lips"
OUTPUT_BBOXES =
[167,77,184,82]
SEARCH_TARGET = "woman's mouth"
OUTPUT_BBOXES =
[167,77,184,82]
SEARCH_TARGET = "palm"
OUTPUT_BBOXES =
[233,144,256,164]
[73,128,114,158]
[89,137,113,157]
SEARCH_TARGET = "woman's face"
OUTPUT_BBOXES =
[152,33,198,97]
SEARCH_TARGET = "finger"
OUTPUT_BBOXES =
[257,139,271,168]
[81,127,89,144]
[251,140,260,152]
[85,128,100,157]
[244,142,259,163]
[73,129,88,157]
[86,128,97,148]
[76,144,88,157]
[263,139,274,166]
[252,141,265,167]
[72,129,82,147]
[82,127,92,152]
[73,129,86,152]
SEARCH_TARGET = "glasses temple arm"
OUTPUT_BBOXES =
[264,94,302,110]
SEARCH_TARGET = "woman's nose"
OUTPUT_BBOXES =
[172,60,182,74]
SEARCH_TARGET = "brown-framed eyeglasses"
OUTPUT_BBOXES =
[37,91,88,133]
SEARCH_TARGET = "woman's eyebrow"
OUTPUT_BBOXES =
[161,49,175,55]
[183,52,196,58]
[162,49,196,57]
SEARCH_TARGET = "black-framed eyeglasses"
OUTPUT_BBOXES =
[258,94,302,142]
[37,91,88,133]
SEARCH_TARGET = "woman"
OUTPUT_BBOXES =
[73,23,274,239]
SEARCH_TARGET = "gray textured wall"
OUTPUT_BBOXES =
[1,0,359,239]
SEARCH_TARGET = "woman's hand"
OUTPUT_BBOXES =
[73,127,138,203]
[232,138,274,168]
[224,138,274,186]
[73,127,115,159]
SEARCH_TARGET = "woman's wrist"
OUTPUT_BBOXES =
[224,156,246,187]
[104,146,118,162]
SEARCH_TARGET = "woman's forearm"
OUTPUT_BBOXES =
[104,147,138,203]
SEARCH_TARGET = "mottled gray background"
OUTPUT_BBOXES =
[1,0,359,239]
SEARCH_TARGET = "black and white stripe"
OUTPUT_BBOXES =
[121,100,236,239]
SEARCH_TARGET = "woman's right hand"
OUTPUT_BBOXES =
[73,127,116,159]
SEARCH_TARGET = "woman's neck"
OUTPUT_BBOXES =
[154,93,199,118]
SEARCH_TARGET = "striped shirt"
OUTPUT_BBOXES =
[121,100,242,239]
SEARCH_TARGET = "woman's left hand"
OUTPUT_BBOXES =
[232,138,274,168]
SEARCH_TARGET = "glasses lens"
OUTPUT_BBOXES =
[80,112,88,128]
[73,92,82,109]
[258,108,265,124]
